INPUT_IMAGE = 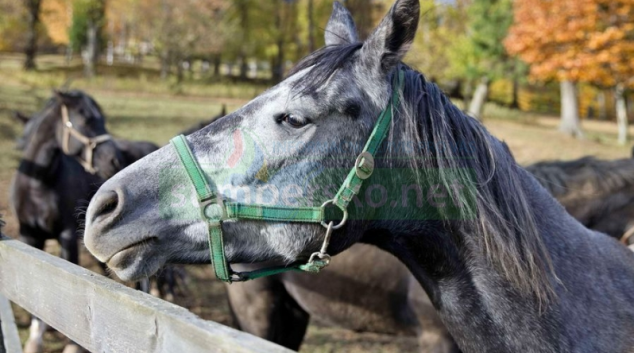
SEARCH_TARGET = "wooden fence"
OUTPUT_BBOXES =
[0,234,292,353]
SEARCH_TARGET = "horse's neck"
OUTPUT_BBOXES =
[18,137,63,186]
[24,136,60,168]
[368,183,570,352]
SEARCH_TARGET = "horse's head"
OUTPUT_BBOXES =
[51,90,125,179]
[84,0,420,281]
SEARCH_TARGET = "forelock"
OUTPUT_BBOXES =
[288,43,363,97]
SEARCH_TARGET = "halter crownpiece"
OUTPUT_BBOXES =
[171,70,404,283]
[61,104,112,175]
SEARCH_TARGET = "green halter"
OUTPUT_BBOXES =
[170,70,404,283]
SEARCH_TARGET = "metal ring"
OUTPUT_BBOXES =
[308,252,331,265]
[320,199,347,230]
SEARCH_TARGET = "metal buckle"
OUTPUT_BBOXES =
[307,221,333,267]
[230,272,248,282]
[355,151,374,180]
[320,200,348,230]
[199,195,227,222]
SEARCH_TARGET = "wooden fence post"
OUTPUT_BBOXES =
[0,293,22,353]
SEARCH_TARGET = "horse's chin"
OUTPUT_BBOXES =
[107,248,164,282]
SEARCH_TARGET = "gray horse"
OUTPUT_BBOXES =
[84,1,634,352]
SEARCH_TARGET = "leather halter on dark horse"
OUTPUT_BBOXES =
[60,104,113,175]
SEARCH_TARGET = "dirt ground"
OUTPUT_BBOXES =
[1,80,633,352]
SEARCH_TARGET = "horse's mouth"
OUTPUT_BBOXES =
[105,237,158,269]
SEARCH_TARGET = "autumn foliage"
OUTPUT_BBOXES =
[505,0,634,88]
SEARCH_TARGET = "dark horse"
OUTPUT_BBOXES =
[527,156,634,241]
[225,155,634,353]
[84,1,634,352]
[9,90,158,353]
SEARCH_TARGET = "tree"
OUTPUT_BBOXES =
[408,0,470,83]
[345,0,383,40]
[452,0,514,120]
[24,0,42,70]
[40,0,71,46]
[505,0,634,140]
[307,0,315,52]
[135,0,226,80]
[70,0,106,77]
[576,1,634,144]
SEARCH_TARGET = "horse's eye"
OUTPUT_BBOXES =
[282,114,308,128]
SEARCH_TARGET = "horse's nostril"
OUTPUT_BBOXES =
[91,190,119,224]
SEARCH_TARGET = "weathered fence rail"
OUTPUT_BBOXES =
[0,234,292,353]
[0,293,22,353]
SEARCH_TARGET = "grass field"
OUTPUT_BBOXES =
[1,54,633,352]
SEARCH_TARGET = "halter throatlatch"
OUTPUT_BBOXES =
[171,70,404,282]
[61,105,112,175]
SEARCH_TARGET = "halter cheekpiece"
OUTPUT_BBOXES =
[61,105,112,174]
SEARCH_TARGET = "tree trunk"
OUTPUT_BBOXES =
[467,77,489,121]
[272,42,285,83]
[596,89,607,120]
[271,1,285,83]
[616,83,629,145]
[106,40,114,65]
[346,0,374,39]
[176,57,184,83]
[24,0,42,70]
[239,55,248,80]
[160,50,170,80]
[510,76,520,109]
[213,54,221,76]
[238,0,249,80]
[83,21,98,78]
[559,80,583,138]
[308,0,315,52]
[65,45,73,66]
[462,80,473,112]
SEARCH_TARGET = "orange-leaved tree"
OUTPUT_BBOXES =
[505,0,634,142]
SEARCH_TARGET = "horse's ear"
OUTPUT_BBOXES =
[221,104,227,116]
[360,0,419,74]
[53,90,73,105]
[324,2,359,46]
[12,111,30,124]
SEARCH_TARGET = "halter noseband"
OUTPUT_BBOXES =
[61,104,112,175]
[171,70,404,283]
